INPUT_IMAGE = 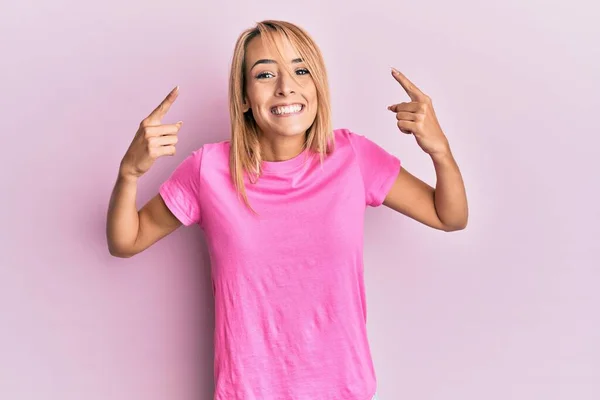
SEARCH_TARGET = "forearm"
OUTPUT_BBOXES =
[431,149,468,230]
[106,170,141,257]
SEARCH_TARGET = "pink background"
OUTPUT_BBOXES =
[1,1,598,399]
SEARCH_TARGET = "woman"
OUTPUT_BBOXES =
[107,20,468,400]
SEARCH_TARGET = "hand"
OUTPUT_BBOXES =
[387,68,450,156]
[120,86,183,180]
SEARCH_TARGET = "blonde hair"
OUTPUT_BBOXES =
[228,20,334,214]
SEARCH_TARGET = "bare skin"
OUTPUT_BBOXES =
[106,87,183,258]
[382,68,468,231]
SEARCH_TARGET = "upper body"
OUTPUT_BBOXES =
[159,128,400,399]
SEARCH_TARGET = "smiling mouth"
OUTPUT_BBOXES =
[271,104,305,116]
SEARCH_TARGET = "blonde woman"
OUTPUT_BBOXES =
[107,20,468,400]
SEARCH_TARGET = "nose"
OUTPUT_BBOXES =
[276,69,296,96]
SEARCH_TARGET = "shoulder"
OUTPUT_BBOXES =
[166,139,229,183]
[197,138,230,159]
[332,127,360,151]
[332,127,353,144]
[332,127,400,171]
[183,139,229,168]
[332,127,378,154]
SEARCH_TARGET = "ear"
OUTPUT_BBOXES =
[242,97,251,113]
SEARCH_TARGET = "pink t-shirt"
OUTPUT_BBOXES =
[159,128,401,400]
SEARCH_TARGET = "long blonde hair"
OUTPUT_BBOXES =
[228,20,334,214]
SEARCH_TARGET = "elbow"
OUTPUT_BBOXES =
[443,224,466,232]
[107,243,136,258]
[106,230,140,258]
[109,251,134,259]
[441,218,468,232]
[108,248,132,258]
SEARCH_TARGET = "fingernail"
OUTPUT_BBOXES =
[174,85,180,92]
[391,67,399,75]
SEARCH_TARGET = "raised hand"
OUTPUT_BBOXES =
[120,86,183,179]
[387,68,449,156]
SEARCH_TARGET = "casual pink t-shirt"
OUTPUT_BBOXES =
[159,128,401,400]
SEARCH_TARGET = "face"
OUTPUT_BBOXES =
[243,33,318,140]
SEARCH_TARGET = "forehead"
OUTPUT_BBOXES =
[245,33,300,65]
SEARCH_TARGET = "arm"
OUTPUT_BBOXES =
[106,86,184,257]
[383,150,468,232]
[106,174,181,258]
[384,67,468,231]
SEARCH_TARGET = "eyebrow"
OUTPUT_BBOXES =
[250,58,304,70]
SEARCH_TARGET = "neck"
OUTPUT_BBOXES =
[259,133,307,162]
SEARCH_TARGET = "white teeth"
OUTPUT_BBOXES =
[272,104,303,115]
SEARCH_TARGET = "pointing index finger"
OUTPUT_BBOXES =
[147,86,180,124]
[391,68,426,102]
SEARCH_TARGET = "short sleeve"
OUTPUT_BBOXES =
[347,130,401,207]
[158,147,203,226]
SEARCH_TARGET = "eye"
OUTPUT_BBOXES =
[256,71,274,79]
[256,68,310,80]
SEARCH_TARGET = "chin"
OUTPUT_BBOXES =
[274,124,312,137]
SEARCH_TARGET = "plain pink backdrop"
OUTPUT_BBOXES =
[1,1,598,399]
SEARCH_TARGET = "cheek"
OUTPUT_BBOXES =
[307,84,318,102]
[245,84,264,104]
[308,88,318,108]
[254,93,273,111]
